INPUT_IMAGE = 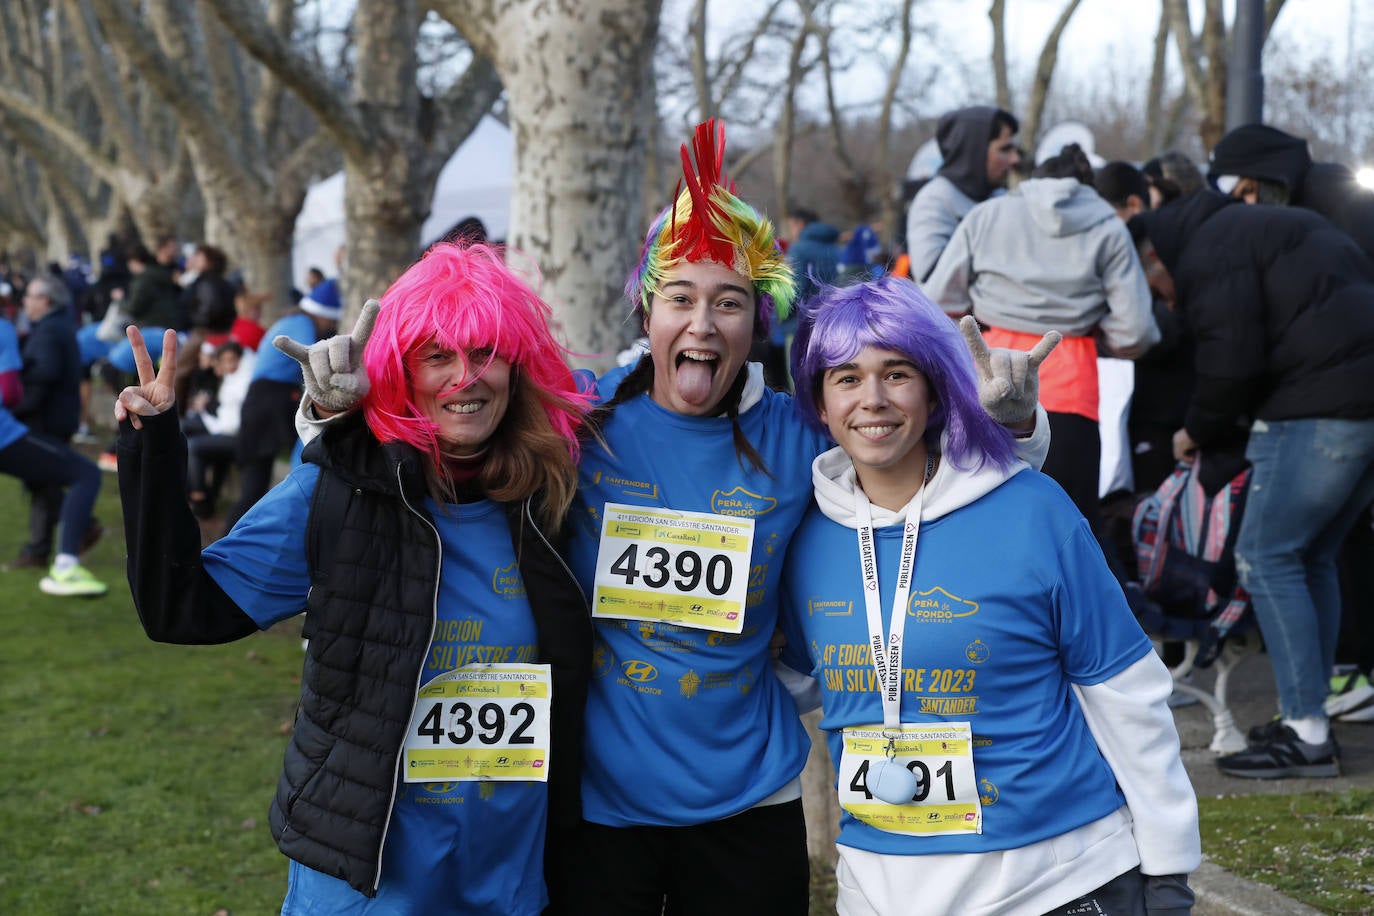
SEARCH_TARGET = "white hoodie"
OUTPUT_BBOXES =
[809,443,1200,916]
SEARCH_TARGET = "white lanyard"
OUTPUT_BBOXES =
[854,473,927,731]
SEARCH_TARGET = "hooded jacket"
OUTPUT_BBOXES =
[905,106,1015,283]
[1210,124,1374,257]
[923,177,1158,354]
[783,443,1199,914]
[1135,190,1374,449]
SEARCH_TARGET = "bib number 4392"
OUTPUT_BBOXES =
[415,699,538,747]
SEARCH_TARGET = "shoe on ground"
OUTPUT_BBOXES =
[78,519,105,555]
[1246,716,1285,744]
[10,551,49,569]
[1217,723,1340,779]
[97,452,117,473]
[1325,670,1374,718]
[39,563,108,597]
[73,424,99,445]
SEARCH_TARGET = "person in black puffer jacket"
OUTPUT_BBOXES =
[114,243,593,913]
[1209,123,1374,259]
[1131,192,1374,781]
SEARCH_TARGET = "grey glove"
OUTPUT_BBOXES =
[275,298,380,413]
[959,315,1061,426]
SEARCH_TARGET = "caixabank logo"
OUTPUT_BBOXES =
[710,487,777,517]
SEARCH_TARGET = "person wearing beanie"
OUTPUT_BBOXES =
[905,105,1021,283]
[1210,123,1374,257]
[1131,191,1374,779]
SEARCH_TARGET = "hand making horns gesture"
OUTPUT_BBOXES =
[958,315,1061,427]
[115,327,179,429]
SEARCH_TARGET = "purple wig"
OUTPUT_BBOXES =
[790,277,1018,472]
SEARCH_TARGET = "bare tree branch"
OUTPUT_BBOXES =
[989,0,1010,112]
[1020,0,1084,149]
[1144,1,1170,153]
[203,0,371,159]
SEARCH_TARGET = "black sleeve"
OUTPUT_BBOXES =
[117,409,258,644]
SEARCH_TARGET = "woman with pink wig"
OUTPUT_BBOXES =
[112,243,593,914]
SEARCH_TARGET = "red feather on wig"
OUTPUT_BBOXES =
[674,119,740,268]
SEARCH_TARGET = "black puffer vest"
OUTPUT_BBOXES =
[273,414,591,896]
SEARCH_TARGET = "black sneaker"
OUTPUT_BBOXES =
[1218,724,1340,779]
[1246,717,1285,744]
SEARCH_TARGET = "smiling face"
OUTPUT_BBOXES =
[819,345,936,509]
[408,341,512,456]
[646,260,756,416]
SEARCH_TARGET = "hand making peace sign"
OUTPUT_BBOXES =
[114,327,179,429]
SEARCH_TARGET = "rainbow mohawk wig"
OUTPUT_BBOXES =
[626,119,794,335]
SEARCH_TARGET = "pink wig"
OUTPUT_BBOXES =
[361,243,589,463]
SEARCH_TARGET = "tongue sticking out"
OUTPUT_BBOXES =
[675,357,716,406]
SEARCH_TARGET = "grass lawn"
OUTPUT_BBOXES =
[2,471,1372,915]
[0,475,302,914]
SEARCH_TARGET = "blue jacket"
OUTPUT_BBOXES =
[787,222,841,312]
[17,307,82,439]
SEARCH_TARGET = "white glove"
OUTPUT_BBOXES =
[275,298,380,413]
[959,315,1061,426]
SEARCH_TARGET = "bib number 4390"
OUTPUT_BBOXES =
[607,542,733,596]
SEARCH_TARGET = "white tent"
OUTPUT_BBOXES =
[290,115,513,290]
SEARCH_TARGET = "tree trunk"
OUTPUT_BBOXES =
[218,206,300,323]
[340,146,433,311]
[449,0,664,369]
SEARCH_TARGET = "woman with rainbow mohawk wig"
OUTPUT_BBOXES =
[553,121,1054,914]
[778,277,1200,915]
[111,243,594,914]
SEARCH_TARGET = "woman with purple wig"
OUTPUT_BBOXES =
[550,121,1052,915]
[778,277,1200,915]
[112,243,593,914]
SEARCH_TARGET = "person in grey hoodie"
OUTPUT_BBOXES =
[904,106,1021,283]
[923,143,1158,535]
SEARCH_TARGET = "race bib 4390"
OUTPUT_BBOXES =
[592,503,754,633]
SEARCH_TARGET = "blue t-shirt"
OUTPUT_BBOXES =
[780,470,1153,855]
[0,318,28,450]
[205,464,548,915]
[565,376,830,827]
[251,312,318,385]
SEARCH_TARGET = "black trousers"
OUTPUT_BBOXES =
[546,799,810,916]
